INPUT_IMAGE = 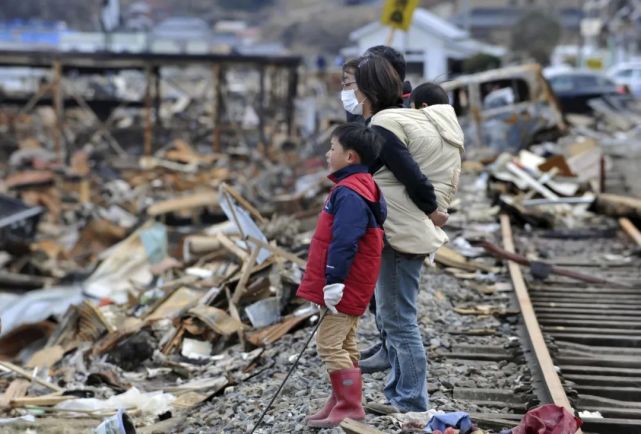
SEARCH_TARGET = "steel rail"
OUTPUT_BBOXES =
[500,214,585,434]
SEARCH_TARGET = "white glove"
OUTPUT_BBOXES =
[323,283,345,314]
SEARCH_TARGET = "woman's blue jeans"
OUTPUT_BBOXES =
[374,243,428,412]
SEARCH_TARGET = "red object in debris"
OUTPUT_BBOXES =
[616,84,630,95]
[511,404,582,434]
[98,298,115,307]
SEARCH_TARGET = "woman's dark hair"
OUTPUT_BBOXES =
[410,82,450,107]
[364,45,406,81]
[331,123,383,166]
[342,58,359,74]
[355,55,403,114]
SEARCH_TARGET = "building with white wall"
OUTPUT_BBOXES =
[346,8,505,80]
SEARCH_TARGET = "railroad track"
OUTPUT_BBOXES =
[429,214,641,434]
[511,214,641,434]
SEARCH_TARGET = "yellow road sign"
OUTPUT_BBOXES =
[381,0,419,32]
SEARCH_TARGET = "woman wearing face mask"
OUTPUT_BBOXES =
[350,54,459,413]
[341,59,365,124]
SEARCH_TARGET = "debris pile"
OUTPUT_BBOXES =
[0,130,333,431]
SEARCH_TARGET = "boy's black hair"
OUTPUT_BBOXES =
[410,82,450,107]
[331,123,383,166]
[364,45,406,81]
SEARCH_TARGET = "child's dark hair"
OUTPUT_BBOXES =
[410,82,450,107]
[331,123,383,166]
[364,45,406,81]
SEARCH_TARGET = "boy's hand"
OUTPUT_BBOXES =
[428,210,449,227]
[323,283,345,314]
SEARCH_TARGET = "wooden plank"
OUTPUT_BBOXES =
[147,191,218,216]
[434,245,495,273]
[340,418,385,434]
[245,313,312,347]
[595,194,641,220]
[246,236,306,268]
[500,214,581,429]
[0,361,63,392]
[221,183,267,225]
[225,286,245,347]
[218,233,250,261]
[232,246,261,305]
[10,395,73,407]
[0,379,30,408]
[619,217,641,247]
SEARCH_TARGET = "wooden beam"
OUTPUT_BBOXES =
[225,286,245,347]
[500,214,582,431]
[147,191,218,216]
[232,246,261,305]
[0,379,30,408]
[222,183,267,225]
[258,65,266,147]
[217,233,250,261]
[619,217,641,247]
[0,361,63,392]
[10,395,72,408]
[52,60,64,164]
[212,63,223,153]
[246,236,306,268]
[340,418,385,434]
[144,64,153,156]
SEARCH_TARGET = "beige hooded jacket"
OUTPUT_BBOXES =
[370,104,464,254]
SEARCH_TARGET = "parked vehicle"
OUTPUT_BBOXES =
[607,62,641,97]
[545,70,622,114]
[442,64,566,152]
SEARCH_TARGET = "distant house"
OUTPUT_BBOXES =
[345,8,505,80]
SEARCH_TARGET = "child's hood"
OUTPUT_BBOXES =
[421,104,465,152]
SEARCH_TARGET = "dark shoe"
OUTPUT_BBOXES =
[359,341,383,359]
[360,345,390,374]
[307,368,365,428]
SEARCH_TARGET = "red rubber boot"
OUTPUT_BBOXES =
[304,392,336,423]
[307,367,365,428]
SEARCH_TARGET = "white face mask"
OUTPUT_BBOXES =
[341,89,364,115]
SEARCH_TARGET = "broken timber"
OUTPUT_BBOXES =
[0,361,63,392]
[340,418,385,434]
[475,239,628,287]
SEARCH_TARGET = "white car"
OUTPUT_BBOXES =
[607,63,641,97]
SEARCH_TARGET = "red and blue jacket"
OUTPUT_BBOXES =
[296,164,386,316]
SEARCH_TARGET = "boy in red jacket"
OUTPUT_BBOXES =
[297,123,387,428]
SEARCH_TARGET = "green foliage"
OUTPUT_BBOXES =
[510,10,561,66]
[463,53,501,74]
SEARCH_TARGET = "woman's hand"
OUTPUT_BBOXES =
[428,210,449,227]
